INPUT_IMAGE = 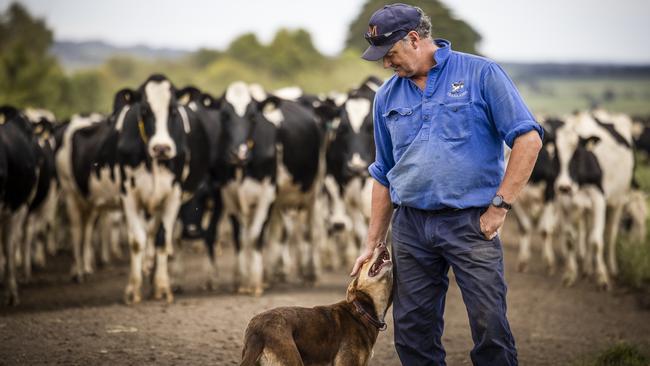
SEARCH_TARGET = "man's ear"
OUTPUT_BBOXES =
[407,30,420,48]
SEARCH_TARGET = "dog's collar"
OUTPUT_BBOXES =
[352,299,387,331]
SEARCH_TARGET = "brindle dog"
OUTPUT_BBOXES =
[240,244,393,366]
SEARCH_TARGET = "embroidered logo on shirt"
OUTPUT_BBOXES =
[448,81,467,97]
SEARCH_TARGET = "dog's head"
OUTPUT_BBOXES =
[346,243,394,323]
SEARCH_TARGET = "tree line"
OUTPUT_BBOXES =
[0,1,480,119]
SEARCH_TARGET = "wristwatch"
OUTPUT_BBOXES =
[491,194,512,210]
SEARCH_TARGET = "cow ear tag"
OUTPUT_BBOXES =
[138,119,148,144]
[179,93,190,105]
[585,136,600,151]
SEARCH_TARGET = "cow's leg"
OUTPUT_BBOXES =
[65,196,85,282]
[122,194,147,305]
[349,208,367,267]
[153,186,182,303]
[587,191,609,290]
[561,208,579,287]
[605,204,624,278]
[22,214,35,282]
[264,205,285,284]
[247,191,274,297]
[33,232,46,269]
[2,219,18,305]
[98,213,111,266]
[310,195,326,274]
[82,209,99,275]
[539,203,557,275]
[229,214,244,293]
[511,204,533,273]
[142,218,158,277]
[300,200,320,286]
[577,210,592,277]
[203,191,223,290]
[109,211,123,260]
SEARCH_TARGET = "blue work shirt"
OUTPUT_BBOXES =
[369,39,542,210]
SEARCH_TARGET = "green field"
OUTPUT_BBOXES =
[516,77,650,116]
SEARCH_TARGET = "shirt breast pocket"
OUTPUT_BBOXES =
[436,101,473,141]
[384,107,417,149]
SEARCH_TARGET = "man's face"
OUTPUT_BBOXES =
[382,39,417,78]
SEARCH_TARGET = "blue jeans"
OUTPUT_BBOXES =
[392,206,517,366]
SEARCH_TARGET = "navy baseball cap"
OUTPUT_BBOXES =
[361,3,421,61]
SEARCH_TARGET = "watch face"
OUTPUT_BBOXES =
[492,195,503,206]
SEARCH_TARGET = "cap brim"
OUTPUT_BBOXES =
[361,43,394,61]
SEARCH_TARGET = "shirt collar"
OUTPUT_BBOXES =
[432,38,451,70]
[422,39,451,97]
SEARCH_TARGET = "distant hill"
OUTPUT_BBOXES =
[50,39,650,79]
[502,62,650,81]
[51,40,191,70]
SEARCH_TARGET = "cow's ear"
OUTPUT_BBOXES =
[118,89,140,105]
[258,96,282,112]
[176,88,191,105]
[202,93,220,109]
[581,136,601,151]
[314,103,341,124]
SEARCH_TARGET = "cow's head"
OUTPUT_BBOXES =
[133,74,182,160]
[0,105,32,137]
[327,94,375,183]
[531,118,562,185]
[554,113,603,201]
[176,86,203,107]
[24,108,56,143]
[217,82,280,166]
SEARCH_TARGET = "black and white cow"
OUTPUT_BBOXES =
[631,115,650,159]
[215,81,323,296]
[55,112,116,282]
[510,117,563,274]
[554,109,635,289]
[175,86,225,286]
[116,75,210,303]
[20,108,59,278]
[322,77,380,268]
[0,106,39,305]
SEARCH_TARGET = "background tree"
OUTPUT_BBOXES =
[345,0,481,55]
[0,3,65,109]
[266,28,325,79]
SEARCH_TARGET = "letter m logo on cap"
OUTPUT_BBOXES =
[368,25,378,37]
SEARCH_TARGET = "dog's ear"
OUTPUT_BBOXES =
[346,277,358,302]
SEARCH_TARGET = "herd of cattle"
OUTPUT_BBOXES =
[0,73,648,306]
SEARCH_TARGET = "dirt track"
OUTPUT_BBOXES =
[1,223,650,366]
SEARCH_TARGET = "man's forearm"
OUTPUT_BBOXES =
[498,130,543,203]
[366,179,393,248]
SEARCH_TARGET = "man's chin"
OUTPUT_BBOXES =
[394,69,413,78]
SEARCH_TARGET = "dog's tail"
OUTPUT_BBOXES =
[240,332,264,366]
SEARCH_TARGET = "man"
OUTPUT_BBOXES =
[349,4,542,366]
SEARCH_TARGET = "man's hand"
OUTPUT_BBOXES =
[350,246,375,277]
[479,205,508,240]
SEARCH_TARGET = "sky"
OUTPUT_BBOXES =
[3,0,650,64]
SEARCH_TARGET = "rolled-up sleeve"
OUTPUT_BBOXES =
[481,62,543,148]
[368,93,394,187]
